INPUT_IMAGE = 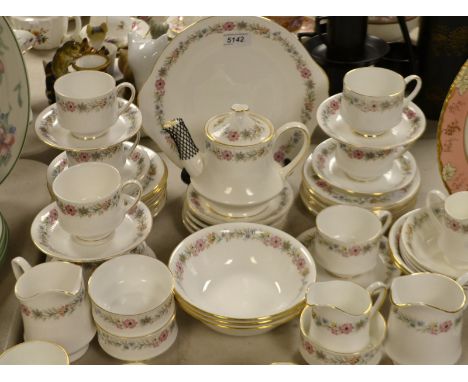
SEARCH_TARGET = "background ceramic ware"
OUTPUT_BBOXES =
[306,280,387,353]
[0,341,69,365]
[88,255,175,337]
[386,273,468,365]
[341,67,422,136]
[163,106,309,217]
[315,205,392,277]
[9,16,81,50]
[71,54,111,72]
[52,162,142,242]
[335,140,407,181]
[12,257,96,362]
[315,16,368,61]
[54,71,135,139]
[426,190,468,266]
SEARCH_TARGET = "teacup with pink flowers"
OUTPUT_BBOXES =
[314,205,392,277]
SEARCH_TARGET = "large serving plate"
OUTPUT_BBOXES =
[168,222,316,320]
[0,17,30,185]
[139,16,328,168]
[437,60,468,194]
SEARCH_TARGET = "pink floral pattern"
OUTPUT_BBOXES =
[205,141,271,162]
[172,228,311,281]
[67,145,120,163]
[315,232,376,258]
[56,193,120,218]
[343,90,403,112]
[20,289,85,320]
[56,92,116,113]
[0,112,17,166]
[392,307,462,335]
[311,309,368,335]
[301,339,378,364]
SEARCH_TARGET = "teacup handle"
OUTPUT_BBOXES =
[277,122,310,178]
[11,257,32,280]
[426,189,446,228]
[121,179,143,213]
[116,82,136,116]
[403,75,422,106]
[124,131,141,160]
[65,16,82,41]
[373,210,393,236]
[367,281,387,318]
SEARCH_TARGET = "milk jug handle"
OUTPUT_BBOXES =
[11,257,32,280]
[367,281,388,318]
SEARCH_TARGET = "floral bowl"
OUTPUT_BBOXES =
[168,223,316,322]
[97,314,177,362]
[88,254,174,337]
[299,306,386,365]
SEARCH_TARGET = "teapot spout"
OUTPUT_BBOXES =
[163,118,204,177]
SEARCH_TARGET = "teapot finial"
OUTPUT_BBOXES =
[231,104,249,112]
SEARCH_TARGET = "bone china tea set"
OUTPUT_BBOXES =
[3,15,468,366]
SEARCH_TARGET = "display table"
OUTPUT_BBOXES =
[0,45,460,365]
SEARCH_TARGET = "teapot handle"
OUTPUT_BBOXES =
[11,257,32,280]
[276,122,310,178]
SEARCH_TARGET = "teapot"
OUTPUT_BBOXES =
[12,257,96,362]
[163,104,310,217]
[386,273,468,364]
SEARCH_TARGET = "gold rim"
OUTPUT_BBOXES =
[0,340,70,365]
[436,60,468,194]
[175,290,306,323]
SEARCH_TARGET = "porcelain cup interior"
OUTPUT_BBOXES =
[344,67,405,98]
[0,341,70,365]
[54,70,115,100]
[88,254,173,315]
[52,162,139,241]
[72,54,110,71]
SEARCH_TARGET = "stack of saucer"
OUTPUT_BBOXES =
[181,182,294,233]
[36,71,168,218]
[302,67,426,218]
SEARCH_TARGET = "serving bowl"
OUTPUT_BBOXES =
[88,254,174,337]
[168,223,316,323]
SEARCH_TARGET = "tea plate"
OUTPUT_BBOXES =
[168,222,316,319]
[400,207,465,278]
[437,60,468,194]
[35,100,141,151]
[186,182,293,225]
[303,153,421,210]
[312,139,417,194]
[31,200,152,263]
[297,228,400,287]
[0,18,30,185]
[317,93,426,149]
[388,210,418,275]
[139,16,328,168]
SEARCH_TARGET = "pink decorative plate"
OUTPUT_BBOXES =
[438,60,468,193]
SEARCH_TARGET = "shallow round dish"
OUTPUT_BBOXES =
[0,341,69,365]
[299,306,386,365]
[169,223,316,320]
[89,254,174,337]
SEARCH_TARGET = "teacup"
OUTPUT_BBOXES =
[65,132,148,181]
[335,140,407,181]
[0,341,70,365]
[52,162,142,242]
[306,280,387,353]
[54,71,136,139]
[341,67,422,136]
[88,254,175,337]
[9,16,81,50]
[315,205,392,277]
[426,190,468,266]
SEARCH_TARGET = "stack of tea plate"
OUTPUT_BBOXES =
[168,223,317,336]
[181,182,294,233]
[0,211,9,267]
[301,67,426,218]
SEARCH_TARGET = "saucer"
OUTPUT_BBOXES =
[35,100,142,151]
[303,153,421,211]
[317,93,426,149]
[47,143,167,202]
[186,182,294,226]
[297,228,400,287]
[312,139,417,195]
[400,207,466,278]
[31,200,152,263]
[387,210,416,275]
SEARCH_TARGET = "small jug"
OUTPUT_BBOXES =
[386,273,468,364]
[12,257,96,362]
[306,280,387,353]
[426,190,468,266]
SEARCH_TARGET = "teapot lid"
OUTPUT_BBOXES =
[206,104,273,146]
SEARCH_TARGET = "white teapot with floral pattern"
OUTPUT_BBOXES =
[163,104,309,217]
